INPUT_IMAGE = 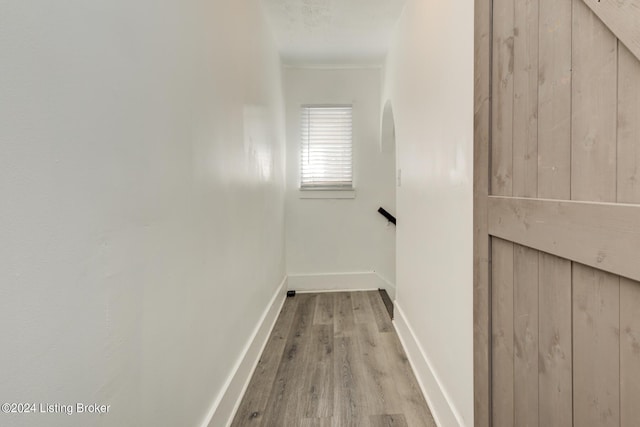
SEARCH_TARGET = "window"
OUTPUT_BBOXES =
[300,105,353,190]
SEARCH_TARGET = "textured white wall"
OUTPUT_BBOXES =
[284,68,396,288]
[0,1,285,426]
[383,0,474,424]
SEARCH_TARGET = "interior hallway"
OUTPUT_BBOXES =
[1,0,474,426]
[231,292,436,427]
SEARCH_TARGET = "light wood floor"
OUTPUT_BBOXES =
[231,291,437,427]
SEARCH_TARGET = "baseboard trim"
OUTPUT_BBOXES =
[287,271,395,293]
[200,276,288,427]
[393,302,465,427]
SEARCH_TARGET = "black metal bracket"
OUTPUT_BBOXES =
[377,207,396,225]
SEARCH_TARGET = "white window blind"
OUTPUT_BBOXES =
[300,105,353,189]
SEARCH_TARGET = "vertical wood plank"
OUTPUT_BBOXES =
[537,1,573,423]
[537,0,572,200]
[620,278,640,427]
[572,264,620,427]
[474,0,492,420]
[571,0,618,202]
[491,238,515,427]
[491,0,515,197]
[538,253,572,427]
[512,0,539,198]
[513,245,539,427]
[617,42,640,204]
[618,41,640,427]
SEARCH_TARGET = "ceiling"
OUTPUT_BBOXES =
[261,0,407,66]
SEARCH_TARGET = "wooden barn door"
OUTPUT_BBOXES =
[474,0,640,426]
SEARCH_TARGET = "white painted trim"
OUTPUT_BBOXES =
[393,302,466,427]
[200,276,288,427]
[295,288,377,294]
[375,271,396,301]
[287,271,394,292]
[298,189,356,199]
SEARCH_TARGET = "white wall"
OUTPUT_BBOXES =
[383,0,474,425]
[284,68,396,292]
[0,1,285,426]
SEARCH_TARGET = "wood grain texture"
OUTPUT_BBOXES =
[379,332,437,427]
[314,293,335,325]
[369,414,409,427]
[231,297,299,426]
[513,0,538,198]
[488,196,640,281]
[491,0,514,197]
[572,264,620,427]
[538,0,572,200]
[473,0,492,421]
[232,292,434,427]
[368,291,393,333]
[259,294,317,425]
[617,42,640,204]
[302,325,334,418]
[334,292,355,337]
[538,253,572,427]
[581,0,640,62]
[355,323,403,415]
[351,291,375,324]
[620,278,640,427]
[513,245,538,427]
[491,238,515,427]
[571,0,618,202]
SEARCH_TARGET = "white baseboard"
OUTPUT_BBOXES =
[287,271,394,293]
[393,302,465,427]
[200,276,288,427]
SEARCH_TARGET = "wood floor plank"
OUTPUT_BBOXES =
[232,292,434,427]
[355,323,404,415]
[368,291,393,333]
[299,418,334,427]
[335,292,356,337]
[314,293,335,325]
[230,297,299,426]
[379,332,437,427]
[302,325,334,419]
[259,294,317,426]
[334,335,366,425]
[352,291,375,324]
[369,414,409,427]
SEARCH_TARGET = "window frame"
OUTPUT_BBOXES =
[299,104,355,196]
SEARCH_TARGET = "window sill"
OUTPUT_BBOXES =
[298,188,356,199]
